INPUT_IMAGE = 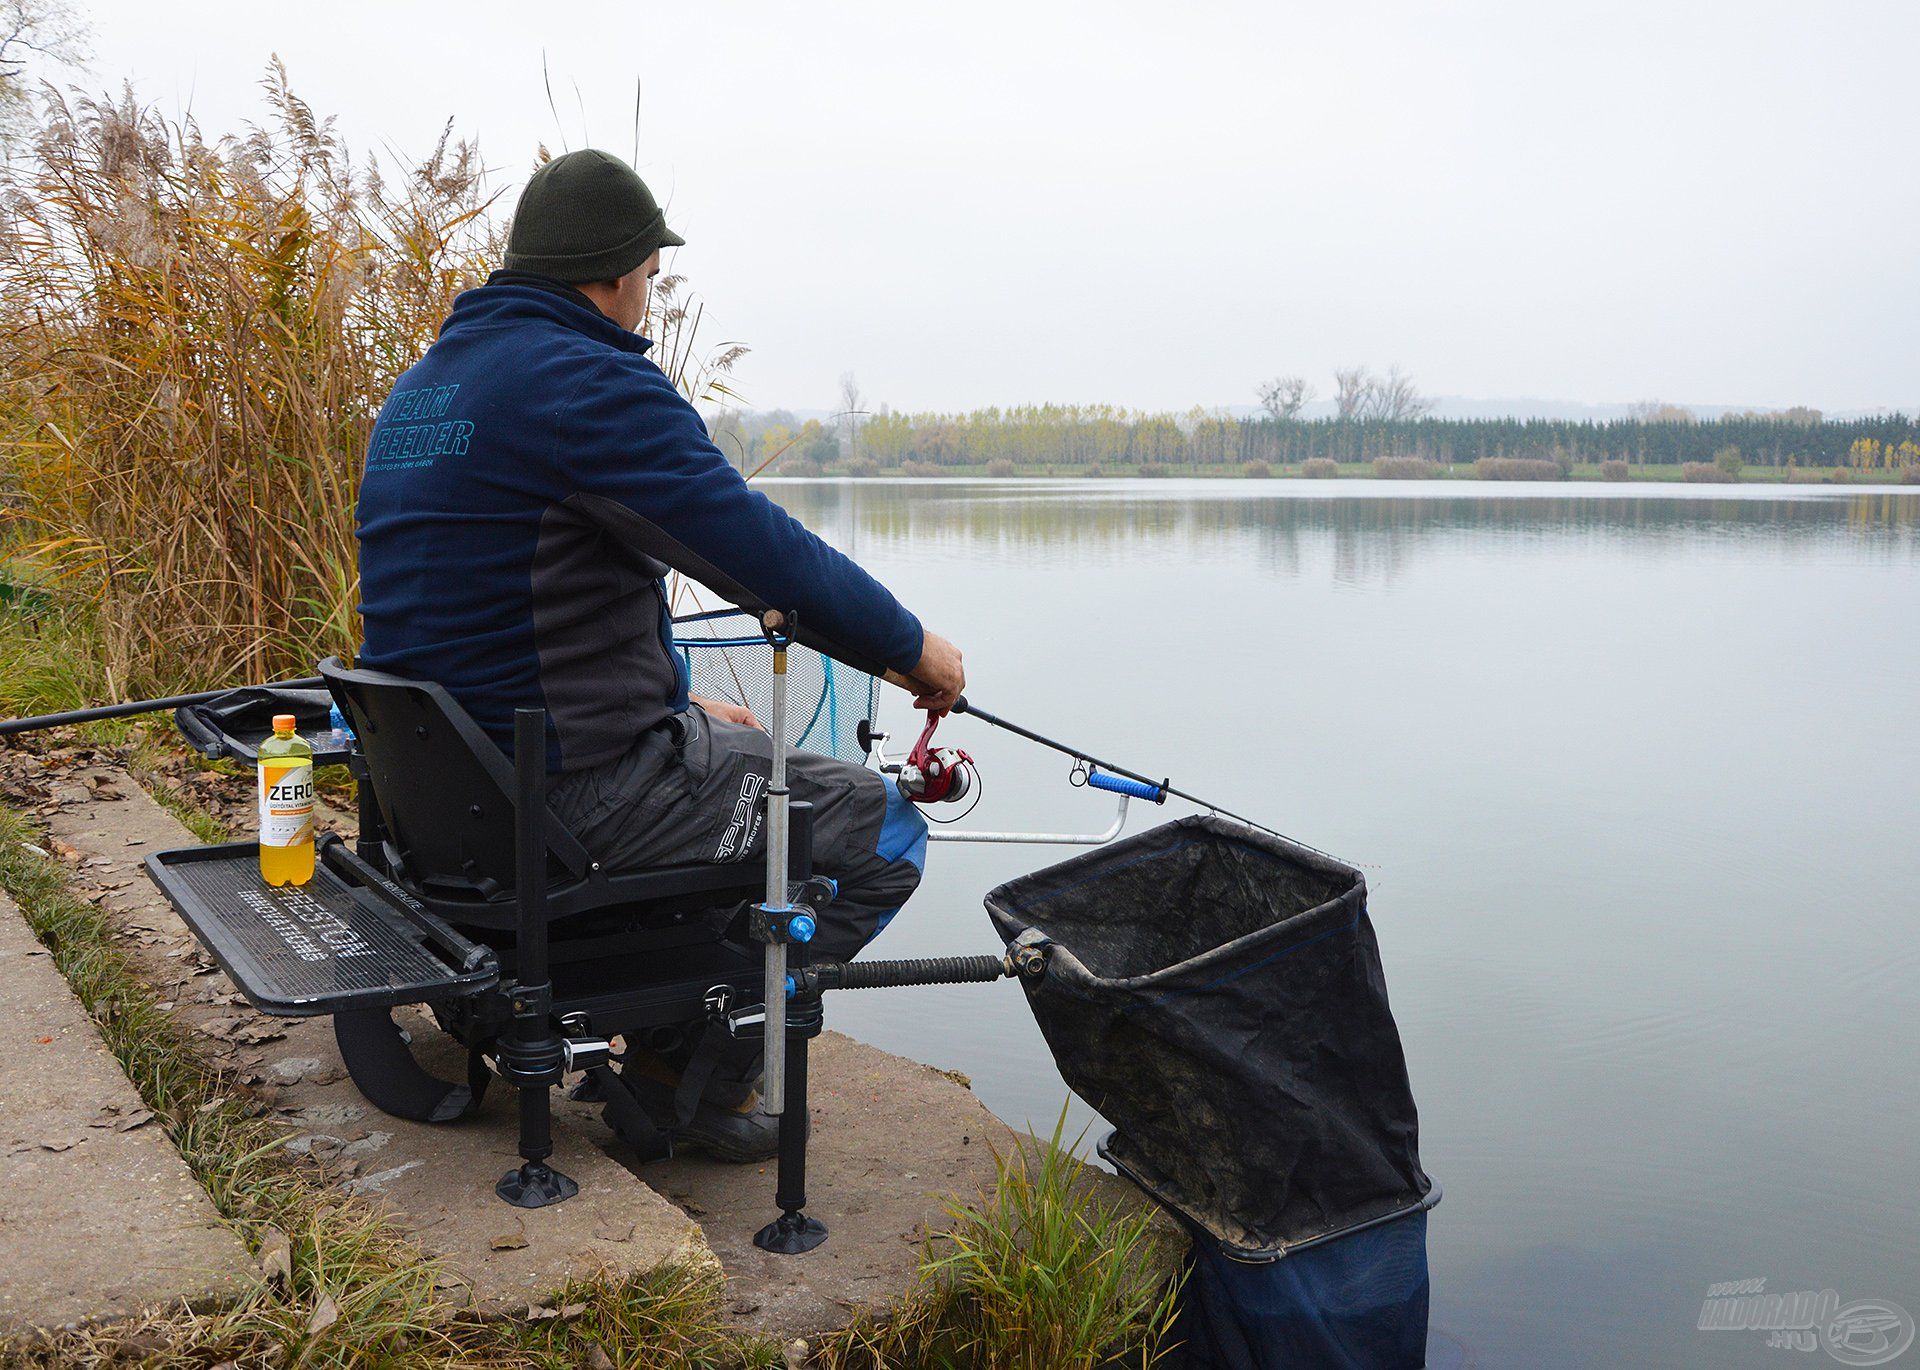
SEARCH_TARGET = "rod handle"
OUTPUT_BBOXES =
[882,668,942,698]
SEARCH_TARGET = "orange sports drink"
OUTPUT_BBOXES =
[257,713,315,886]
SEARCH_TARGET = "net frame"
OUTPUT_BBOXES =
[671,609,879,762]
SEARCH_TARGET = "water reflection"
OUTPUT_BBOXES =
[752,478,1920,1370]
[768,481,1920,593]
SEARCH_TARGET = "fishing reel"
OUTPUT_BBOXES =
[894,711,978,806]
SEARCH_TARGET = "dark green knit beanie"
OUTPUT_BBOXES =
[503,149,684,282]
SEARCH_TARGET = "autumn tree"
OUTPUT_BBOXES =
[838,370,864,463]
[1628,401,1699,424]
[1258,376,1314,421]
[1331,365,1433,421]
[1333,366,1373,419]
[0,0,86,142]
[1363,365,1434,421]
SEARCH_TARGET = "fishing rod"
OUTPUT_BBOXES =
[0,677,327,738]
[946,694,1291,841]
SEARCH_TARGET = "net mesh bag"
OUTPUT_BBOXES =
[672,609,878,762]
[985,814,1434,1259]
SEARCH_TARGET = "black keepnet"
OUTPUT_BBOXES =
[986,815,1433,1258]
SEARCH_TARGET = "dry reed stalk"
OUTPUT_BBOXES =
[0,66,743,698]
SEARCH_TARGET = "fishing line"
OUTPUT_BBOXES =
[950,695,1341,860]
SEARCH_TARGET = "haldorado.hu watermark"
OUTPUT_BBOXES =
[1699,1279,1914,1364]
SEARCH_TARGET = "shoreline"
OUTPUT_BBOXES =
[760,463,1920,490]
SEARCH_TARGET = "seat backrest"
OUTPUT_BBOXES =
[319,656,591,902]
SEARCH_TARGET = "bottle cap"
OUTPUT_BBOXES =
[272,714,297,733]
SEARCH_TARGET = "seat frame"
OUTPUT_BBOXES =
[312,656,843,1224]
[144,652,1018,1242]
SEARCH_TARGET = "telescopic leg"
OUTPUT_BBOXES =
[753,990,827,1253]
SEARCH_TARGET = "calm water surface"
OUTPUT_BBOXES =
[765,479,1920,1369]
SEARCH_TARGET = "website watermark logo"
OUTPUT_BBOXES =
[1699,1279,1914,1364]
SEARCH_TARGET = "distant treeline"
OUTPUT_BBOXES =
[716,404,1920,473]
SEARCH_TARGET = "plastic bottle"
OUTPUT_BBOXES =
[327,700,353,749]
[257,713,315,886]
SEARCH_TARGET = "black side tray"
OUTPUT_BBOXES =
[143,842,498,1017]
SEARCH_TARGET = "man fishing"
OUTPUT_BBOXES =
[355,148,965,1161]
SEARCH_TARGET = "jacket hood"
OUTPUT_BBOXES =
[439,277,654,357]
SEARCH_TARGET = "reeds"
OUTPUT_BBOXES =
[0,67,498,695]
[0,68,742,702]
[1473,456,1562,481]
[1372,455,1439,480]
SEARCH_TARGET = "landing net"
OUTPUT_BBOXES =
[671,609,878,763]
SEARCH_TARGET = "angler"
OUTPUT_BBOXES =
[354,147,966,1162]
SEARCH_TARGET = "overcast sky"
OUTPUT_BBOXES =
[70,0,1920,416]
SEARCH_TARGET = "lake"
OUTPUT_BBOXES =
[763,478,1920,1369]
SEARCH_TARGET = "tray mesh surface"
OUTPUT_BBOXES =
[151,847,492,1015]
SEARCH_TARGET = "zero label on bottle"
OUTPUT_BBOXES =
[257,760,315,847]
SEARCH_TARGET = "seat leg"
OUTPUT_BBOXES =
[495,1064,577,1208]
[754,990,827,1253]
[496,706,578,1209]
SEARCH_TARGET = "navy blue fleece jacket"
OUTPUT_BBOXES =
[355,275,924,770]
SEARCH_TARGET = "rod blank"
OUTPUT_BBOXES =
[951,696,1286,839]
[0,676,327,738]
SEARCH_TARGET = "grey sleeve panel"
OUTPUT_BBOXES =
[530,502,682,770]
[560,491,895,679]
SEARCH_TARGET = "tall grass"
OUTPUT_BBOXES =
[819,1111,1184,1370]
[0,67,741,702]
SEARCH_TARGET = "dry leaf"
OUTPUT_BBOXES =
[39,1137,75,1152]
[306,1294,339,1335]
[590,1221,634,1244]
[115,1108,156,1132]
[488,1231,528,1252]
[583,1347,615,1370]
[258,1227,293,1288]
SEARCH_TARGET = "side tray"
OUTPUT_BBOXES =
[143,839,499,1018]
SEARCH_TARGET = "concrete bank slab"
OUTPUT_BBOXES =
[562,1031,1013,1338]
[37,772,713,1313]
[0,889,254,1333]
